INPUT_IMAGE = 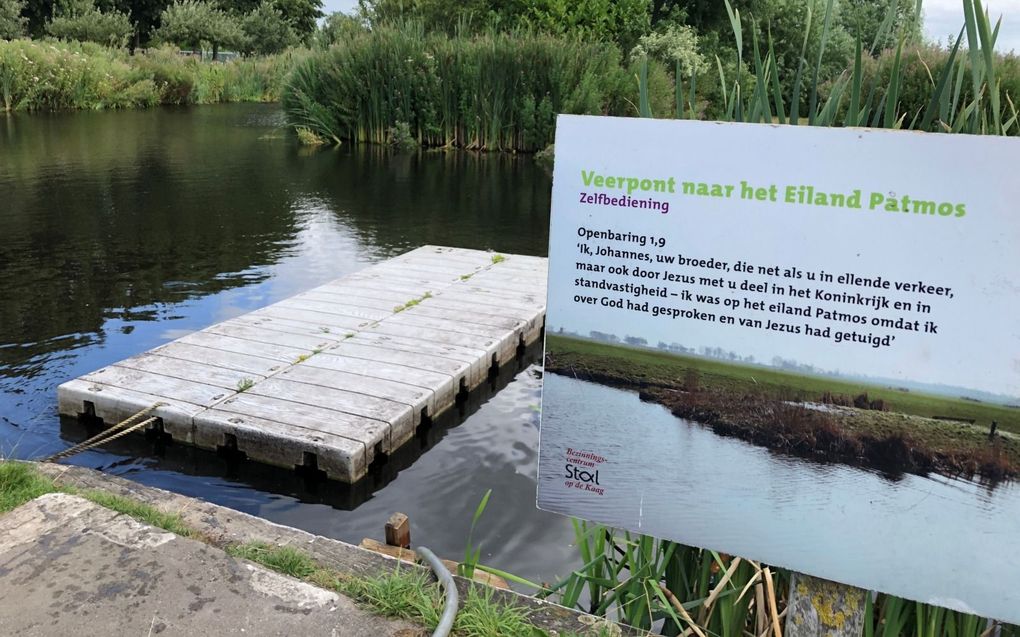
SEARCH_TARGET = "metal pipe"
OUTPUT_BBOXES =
[416,546,458,637]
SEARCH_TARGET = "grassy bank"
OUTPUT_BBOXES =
[0,461,613,636]
[226,542,583,637]
[0,460,195,535]
[546,335,1020,480]
[0,39,304,112]
[283,23,672,151]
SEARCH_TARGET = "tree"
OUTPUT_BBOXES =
[219,0,320,43]
[47,4,134,47]
[839,0,922,52]
[357,0,492,33]
[315,10,363,48]
[0,0,27,39]
[239,0,296,54]
[113,0,171,48]
[152,0,243,56]
[270,0,320,41]
[358,0,651,51]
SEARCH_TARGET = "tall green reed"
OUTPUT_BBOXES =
[282,23,668,151]
[660,0,1017,135]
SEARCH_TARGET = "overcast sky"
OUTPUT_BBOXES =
[321,0,1020,53]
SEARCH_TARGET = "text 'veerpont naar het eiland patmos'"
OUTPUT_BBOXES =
[577,169,969,218]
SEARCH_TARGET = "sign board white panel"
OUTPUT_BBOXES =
[538,115,1020,623]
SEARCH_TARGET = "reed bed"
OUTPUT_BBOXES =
[0,39,304,112]
[282,23,670,151]
[527,525,1020,637]
[656,0,1017,135]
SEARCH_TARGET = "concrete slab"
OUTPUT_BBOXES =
[0,493,422,637]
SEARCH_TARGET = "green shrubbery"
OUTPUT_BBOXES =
[283,24,671,151]
[0,38,303,111]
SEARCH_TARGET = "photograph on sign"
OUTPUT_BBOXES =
[537,115,1020,623]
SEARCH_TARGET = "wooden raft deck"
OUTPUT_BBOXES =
[57,246,547,483]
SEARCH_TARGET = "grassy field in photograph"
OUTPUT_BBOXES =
[546,335,1018,430]
[545,334,1020,480]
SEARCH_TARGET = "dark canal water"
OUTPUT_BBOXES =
[0,104,579,586]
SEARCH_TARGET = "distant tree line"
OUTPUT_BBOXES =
[1,0,321,52]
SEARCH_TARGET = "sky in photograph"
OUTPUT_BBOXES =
[320,0,1020,53]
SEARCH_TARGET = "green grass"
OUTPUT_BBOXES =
[540,516,1020,637]
[0,461,57,514]
[230,541,611,636]
[0,461,194,537]
[82,489,195,537]
[227,542,318,578]
[394,291,433,313]
[335,569,538,637]
[547,335,1018,432]
[236,378,255,392]
[228,540,570,637]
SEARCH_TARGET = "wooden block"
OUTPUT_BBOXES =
[385,512,411,548]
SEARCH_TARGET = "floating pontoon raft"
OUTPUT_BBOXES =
[57,246,547,483]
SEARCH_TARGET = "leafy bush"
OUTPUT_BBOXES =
[631,23,706,77]
[283,23,669,151]
[0,0,26,40]
[46,7,133,48]
[0,39,155,110]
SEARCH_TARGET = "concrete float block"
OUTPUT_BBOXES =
[193,409,367,483]
[56,379,202,443]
